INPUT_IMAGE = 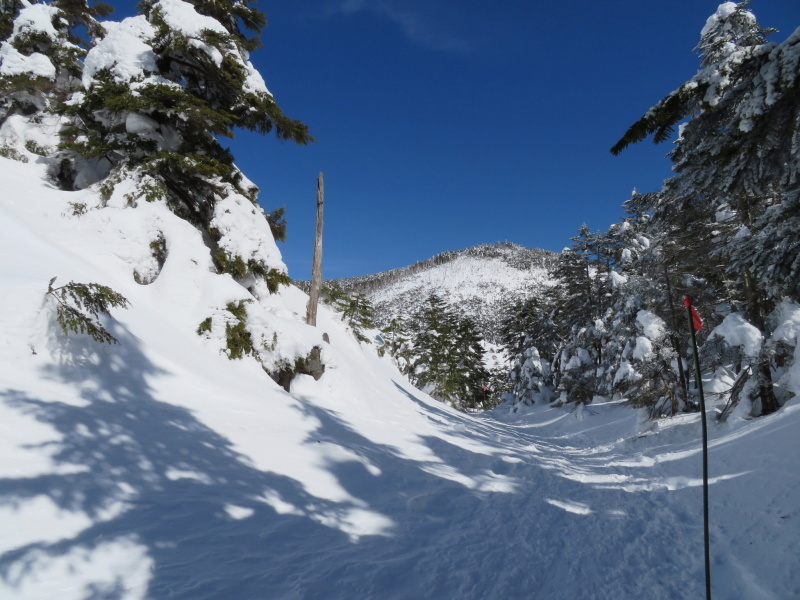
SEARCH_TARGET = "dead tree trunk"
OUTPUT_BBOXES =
[306,172,324,326]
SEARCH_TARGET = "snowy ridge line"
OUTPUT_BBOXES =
[294,241,558,295]
[293,241,558,342]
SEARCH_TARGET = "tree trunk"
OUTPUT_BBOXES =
[663,265,688,408]
[306,172,324,326]
[741,270,779,415]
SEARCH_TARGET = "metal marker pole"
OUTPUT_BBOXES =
[685,295,711,600]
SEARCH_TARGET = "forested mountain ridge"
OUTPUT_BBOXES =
[298,242,558,343]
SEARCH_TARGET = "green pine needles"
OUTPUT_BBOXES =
[214,249,291,292]
[223,300,255,360]
[324,285,376,344]
[47,277,129,344]
[196,300,257,360]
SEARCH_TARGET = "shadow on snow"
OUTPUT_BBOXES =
[0,322,705,599]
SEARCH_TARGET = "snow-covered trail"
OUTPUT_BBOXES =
[5,353,797,600]
[281,390,799,600]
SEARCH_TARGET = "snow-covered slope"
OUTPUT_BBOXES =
[2,157,799,600]
[323,243,557,342]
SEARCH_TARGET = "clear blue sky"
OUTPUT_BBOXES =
[118,1,800,280]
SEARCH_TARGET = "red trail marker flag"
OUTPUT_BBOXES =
[683,296,703,331]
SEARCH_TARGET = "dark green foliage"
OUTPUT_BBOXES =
[0,0,24,41]
[322,283,348,305]
[266,206,287,242]
[246,259,291,293]
[225,320,254,360]
[197,299,282,363]
[140,0,266,53]
[264,268,291,294]
[331,292,376,344]
[0,144,28,162]
[196,317,212,335]
[215,250,248,280]
[149,234,167,267]
[212,250,289,292]
[405,294,494,410]
[52,0,113,42]
[135,233,168,285]
[68,202,87,216]
[409,294,457,391]
[224,300,254,359]
[500,5,796,416]
[323,285,377,343]
[451,316,492,409]
[225,299,251,321]
[47,277,129,344]
[24,140,46,155]
[380,316,411,363]
[610,1,774,157]
[126,178,169,206]
[610,3,798,416]
[501,292,560,365]
[695,0,775,67]
[55,0,311,293]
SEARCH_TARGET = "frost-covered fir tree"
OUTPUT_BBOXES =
[601,196,698,411]
[548,225,617,405]
[380,315,412,369]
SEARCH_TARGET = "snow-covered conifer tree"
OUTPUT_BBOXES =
[450,316,491,410]
[501,291,560,405]
[333,291,377,344]
[56,0,311,294]
[408,293,457,398]
[612,1,800,415]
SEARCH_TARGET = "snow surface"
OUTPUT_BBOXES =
[83,17,158,86]
[709,312,763,357]
[700,2,743,39]
[1,155,799,599]
[0,43,55,80]
[11,3,62,42]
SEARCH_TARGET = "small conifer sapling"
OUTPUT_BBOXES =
[47,276,129,344]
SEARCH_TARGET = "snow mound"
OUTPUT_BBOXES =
[709,312,763,357]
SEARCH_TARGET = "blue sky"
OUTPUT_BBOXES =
[123,1,800,280]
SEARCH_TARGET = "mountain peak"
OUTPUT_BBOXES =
[320,242,558,342]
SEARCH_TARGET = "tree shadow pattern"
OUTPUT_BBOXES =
[0,324,704,599]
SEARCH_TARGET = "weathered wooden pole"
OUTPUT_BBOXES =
[306,172,324,326]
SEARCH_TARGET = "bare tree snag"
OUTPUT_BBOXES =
[306,172,324,326]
